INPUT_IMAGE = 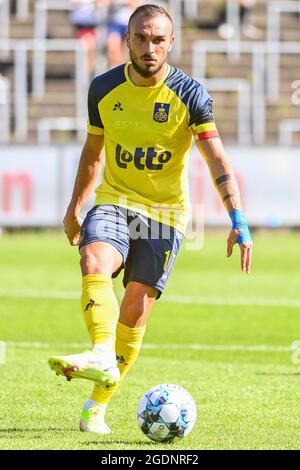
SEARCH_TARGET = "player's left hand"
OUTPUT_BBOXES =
[227,228,253,274]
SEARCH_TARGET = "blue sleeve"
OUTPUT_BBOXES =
[87,79,103,130]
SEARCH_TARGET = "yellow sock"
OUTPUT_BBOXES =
[81,274,119,346]
[91,322,146,405]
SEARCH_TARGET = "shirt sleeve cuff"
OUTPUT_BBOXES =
[87,124,104,135]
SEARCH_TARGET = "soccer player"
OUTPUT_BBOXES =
[48,4,253,434]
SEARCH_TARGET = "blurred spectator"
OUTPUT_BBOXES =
[197,0,262,40]
[69,0,102,76]
[10,0,17,15]
[69,1,163,72]
[106,0,138,68]
[218,0,262,40]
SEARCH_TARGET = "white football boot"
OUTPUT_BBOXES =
[80,400,111,434]
[48,345,120,387]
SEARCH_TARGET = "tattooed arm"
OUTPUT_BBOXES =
[195,137,253,274]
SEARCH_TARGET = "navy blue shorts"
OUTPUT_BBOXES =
[79,205,184,298]
[107,23,127,39]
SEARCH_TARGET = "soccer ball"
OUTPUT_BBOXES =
[137,384,197,442]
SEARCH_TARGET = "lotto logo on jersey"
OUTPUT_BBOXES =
[115,144,172,170]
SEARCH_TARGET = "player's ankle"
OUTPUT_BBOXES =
[83,399,107,411]
[92,343,117,365]
[93,343,114,355]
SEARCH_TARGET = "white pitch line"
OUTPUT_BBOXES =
[144,344,294,352]
[163,295,300,308]
[3,341,295,352]
[0,289,79,300]
[0,288,300,308]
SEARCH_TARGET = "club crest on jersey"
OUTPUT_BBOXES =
[153,103,170,123]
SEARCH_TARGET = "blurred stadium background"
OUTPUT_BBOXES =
[0,0,299,228]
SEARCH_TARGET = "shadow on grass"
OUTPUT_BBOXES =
[0,427,78,433]
[0,429,160,444]
[255,372,300,376]
[0,429,179,448]
[82,439,156,447]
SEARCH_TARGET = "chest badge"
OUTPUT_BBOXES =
[153,103,170,123]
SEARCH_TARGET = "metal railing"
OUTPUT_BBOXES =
[33,0,183,64]
[32,39,88,139]
[0,42,27,142]
[279,119,300,146]
[192,41,264,144]
[31,38,89,123]
[192,40,300,144]
[1,0,299,146]
[183,0,198,21]
[0,40,88,143]
[14,42,28,141]
[183,0,241,59]
[16,0,30,20]
[169,0,182,61]
[226,0,240,59]
[0,0,30,51]
[202,78,251,145]
[0,0,10,58]
[37,117,86,144]
[33,0,72,99]
[0,75,10,144]
[34,0,70,41]
[267,1,300,101]
[251,44,266,145]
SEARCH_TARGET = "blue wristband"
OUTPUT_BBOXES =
[229,209,252,244]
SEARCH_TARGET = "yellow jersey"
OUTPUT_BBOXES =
[87,62,218,234]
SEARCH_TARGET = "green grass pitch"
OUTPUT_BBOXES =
[0,230,300,450]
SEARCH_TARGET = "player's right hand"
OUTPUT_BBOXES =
[63,211,83,246]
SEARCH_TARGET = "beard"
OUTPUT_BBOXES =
[129,49,166,78]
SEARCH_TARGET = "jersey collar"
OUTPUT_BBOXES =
[124,62,171,88]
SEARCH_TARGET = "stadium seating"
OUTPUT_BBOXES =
[0,0,299,144]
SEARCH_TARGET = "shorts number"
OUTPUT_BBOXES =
[163,249,176,273]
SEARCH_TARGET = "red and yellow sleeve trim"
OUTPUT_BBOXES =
[195,122,219,141]
[87,118,104,136]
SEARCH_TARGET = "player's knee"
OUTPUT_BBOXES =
[121,299,146,327]
[80,252,113,276]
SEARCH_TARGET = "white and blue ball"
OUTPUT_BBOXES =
[137,384,197,442]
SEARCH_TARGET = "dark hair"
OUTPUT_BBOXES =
[128,4,173,30]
